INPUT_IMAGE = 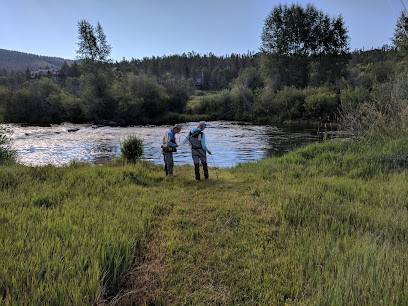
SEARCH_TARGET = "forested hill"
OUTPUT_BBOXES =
[0,49,76,71]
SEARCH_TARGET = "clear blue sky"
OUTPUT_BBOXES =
[0,0,404,62]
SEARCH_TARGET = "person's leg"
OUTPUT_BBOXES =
[166,152,174,175]
[202,162,209,179]
[194,163,200,180]
[197,149,209,179]
[192,149,201,180]
[163,152,168,175]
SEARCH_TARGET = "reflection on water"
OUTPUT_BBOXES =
[6,121,325,168]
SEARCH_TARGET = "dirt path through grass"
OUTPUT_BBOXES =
[101,155,408,304]
[106,170,256,304]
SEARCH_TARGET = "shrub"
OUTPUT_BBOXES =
[304,86,339,120]
[252,87,276,121]
[0,126,16,164]
[338,73,408,141]
[272,86,306,121]
[340,86,371,109]
[231,87,253,120]
[196,90,234,119]
[121,135,144,163]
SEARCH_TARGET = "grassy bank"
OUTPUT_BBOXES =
[1,137,407,304]
[0,162,166,304]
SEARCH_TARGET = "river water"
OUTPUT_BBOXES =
[6,121,326,168]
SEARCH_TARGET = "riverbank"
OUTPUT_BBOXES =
[1,137,407,304]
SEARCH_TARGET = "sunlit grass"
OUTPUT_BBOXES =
[1,137,407,304]
[0,162,165,304]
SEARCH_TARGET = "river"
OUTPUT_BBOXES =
[6,121,327,168]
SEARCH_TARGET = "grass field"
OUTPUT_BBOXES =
[1,137,407,304]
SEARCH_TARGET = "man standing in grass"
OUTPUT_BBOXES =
[162,124,182,177]
[183,121,212,180]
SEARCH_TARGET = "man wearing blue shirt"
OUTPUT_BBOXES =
[162,124,182,177]
[183,121,212,180]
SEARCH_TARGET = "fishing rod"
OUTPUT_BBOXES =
[399,0,408,39]
[209,150,219,180]
[203,138,219,181]
[401,0,408,17]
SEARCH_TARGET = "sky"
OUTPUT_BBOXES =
[0,0,405,62]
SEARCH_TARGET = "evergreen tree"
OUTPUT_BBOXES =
[60,61,69,80]
[25,67,31,81]
[393,11,408,59]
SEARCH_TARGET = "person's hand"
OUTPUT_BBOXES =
[208,151,212,155]
[176,144,179,147]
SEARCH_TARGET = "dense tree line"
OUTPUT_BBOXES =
[116,51,260,89]
[1,4,407,126]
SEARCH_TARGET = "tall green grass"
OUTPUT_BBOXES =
[1,137,407,304]
[228,138,408,304]
[0,162,166,305]
[152,138,407,304]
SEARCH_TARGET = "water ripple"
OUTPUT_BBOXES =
[6,121,321,168]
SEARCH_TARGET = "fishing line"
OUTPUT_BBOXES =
[400,0,408,17]
[399,1,408,42]
[205,140,219,180]
[388,0,408,39]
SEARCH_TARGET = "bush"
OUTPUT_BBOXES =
[0,126,16,164]
[338,73,408,141]
[121,135,144,163]
[304,86,339,120]
[272,86,305,121]
[252,87,276,120]
[196,90,234,119]
[340,86,371,109]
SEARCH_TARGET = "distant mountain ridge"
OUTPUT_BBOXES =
[0,49,76,72]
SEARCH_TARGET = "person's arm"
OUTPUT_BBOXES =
[181,131,191,145]
[168,130,177,147]
[201,133,211,154]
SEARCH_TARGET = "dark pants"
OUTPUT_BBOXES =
[194,162,208,180]
[192,149,208,180]
[163,151,174,175]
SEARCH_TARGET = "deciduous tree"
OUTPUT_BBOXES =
[76,19,112,66]
[261,4,350,89]
[76,19,115,121]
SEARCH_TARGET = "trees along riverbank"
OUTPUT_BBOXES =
[0,7,399,127]
[1,134,407,304]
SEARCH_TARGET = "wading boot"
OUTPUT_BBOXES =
[202,162,209,179]
[194,163,201,180]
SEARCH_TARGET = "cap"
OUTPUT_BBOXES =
[197,121,207,129]
[173,124,182,130]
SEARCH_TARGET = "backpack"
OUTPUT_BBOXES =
[161,131,176,152]
[189,130,203,149]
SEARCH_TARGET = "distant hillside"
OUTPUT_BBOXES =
[0,49,76,72]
